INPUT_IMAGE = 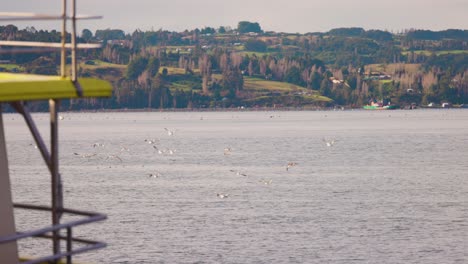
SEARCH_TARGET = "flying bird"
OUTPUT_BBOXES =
[148,171,162,178]
[153,145,164,154]
[217,193,229,199]
[29,143,38,149]
[230,170,247,176]
[286,162,298,171]
[145,138,158,144]
[164,128,175,136]
[120,145,130,152]
[224,147,232,155]
[259,179,273,185]
[106,154,122,162]
[323,138,337,147]
[73,152,97,158]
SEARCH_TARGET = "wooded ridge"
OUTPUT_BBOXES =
[1,23,467,111]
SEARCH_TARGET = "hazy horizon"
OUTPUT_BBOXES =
[1,0,467,34]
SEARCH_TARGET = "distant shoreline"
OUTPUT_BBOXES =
[63,105,468,113]
[5,106,467,115]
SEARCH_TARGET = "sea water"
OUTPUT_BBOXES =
[4,109,468,263]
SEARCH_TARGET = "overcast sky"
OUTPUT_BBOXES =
[2,0,467,33]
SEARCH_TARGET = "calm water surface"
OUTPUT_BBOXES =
[4,110,468,263]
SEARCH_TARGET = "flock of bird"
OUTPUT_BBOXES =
[215,136,338,199]
[68,126,180,181]
[44,116,339,200]
[214,137,337,199]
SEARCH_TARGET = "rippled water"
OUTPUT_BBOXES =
[4,109,468,263]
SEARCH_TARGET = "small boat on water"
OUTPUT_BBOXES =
[363,101,398,110]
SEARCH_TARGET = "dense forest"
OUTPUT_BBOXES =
[1,22,467,110]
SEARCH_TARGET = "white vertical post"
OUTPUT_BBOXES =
[50,99,62,258]
[60,0,67,78]
[0,106,19,263]
[71,0,77,82]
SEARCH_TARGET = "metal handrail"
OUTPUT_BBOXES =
[0,12,102,21]
[0,40,102,49]
[0,1,109,262]
[0,203,107,264]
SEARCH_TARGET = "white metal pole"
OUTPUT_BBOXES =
[60,0,67,78]
[0,106,19,263]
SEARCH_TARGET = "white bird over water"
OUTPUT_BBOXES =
[259,179,273,185]
[145,138,158,144]
[120,145,130,152]
[74,152,97,158]
[286,162,298,171]
[224,147,232,155]
[167,149,176,155]
[323,138,337,147]
[106,154,122,162]
[153,145,164,154]
[153,146,176,155]
[217,193,229,199]
[164,128,175,136]
[92,142,105,148]
[230,170,247,176]
[148,171,162,178]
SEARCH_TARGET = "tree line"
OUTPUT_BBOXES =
[0,24,467,110]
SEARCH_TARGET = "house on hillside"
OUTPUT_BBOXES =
[442,102,452,108]
[364,71,392,81]
[329,77,344,84]
[107,39,130,46]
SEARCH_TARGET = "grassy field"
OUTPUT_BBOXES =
[81,64,332,104]
[365,63,421,74]
[232,45,245,51]
[79,60,126,70]
[379,80,393,84]
[239,76,331,103]
[401,50,468,56]
[239,51,272,57]
[164,70,323,96]
[243,77,308,92]
[434,50,468,55]
[160,66,185,75]
[160,66,200,75]
[244,93,332,105]
[168,82,194,92]
[212,75,323,93]
[145,46,194,55]
[304,94,332,102]
[0,63,25,72]
[78,60,126,83]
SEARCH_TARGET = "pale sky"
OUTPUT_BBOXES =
[2,0,467,34]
